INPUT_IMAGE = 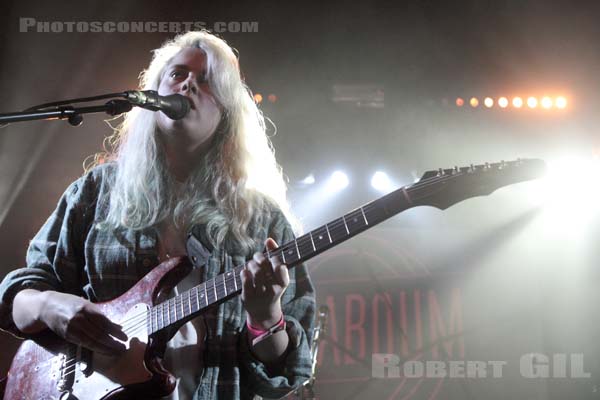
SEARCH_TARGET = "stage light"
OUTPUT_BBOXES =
[541,96,553,109]
[512,97,523,108]
[555,96,567,109]
[469,97,479,107]
[371,171,394,193]
[268,94,278,103]
[484,97,494,108]
[455,97,464,107]
[301,174,315,185]
[527,156,600,234]
[498,97,509,108]
[253,93,263,103]
[327,171,349,192]
[527,97,538,108]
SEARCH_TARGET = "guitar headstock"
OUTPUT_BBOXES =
[413,158,547,210]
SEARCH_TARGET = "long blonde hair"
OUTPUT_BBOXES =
[94,31,295,254]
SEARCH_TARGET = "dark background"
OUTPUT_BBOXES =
[1,1,600,398]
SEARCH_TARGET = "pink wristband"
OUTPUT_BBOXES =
[246,314,286,346]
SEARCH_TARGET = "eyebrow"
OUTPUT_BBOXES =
[166,64,207,76]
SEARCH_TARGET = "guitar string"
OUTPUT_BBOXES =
[59,322,152,377]
[78,169,473,346]
[58,167,501,377]
[84,170,472,336]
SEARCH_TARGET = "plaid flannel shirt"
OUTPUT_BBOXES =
[0,163,316,399]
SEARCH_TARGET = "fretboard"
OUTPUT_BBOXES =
[145,173,450,335]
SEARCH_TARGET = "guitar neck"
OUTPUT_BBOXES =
[146,181,425,335]
[146,159,546,335]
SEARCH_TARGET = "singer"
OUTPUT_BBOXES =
[0,30,315,399]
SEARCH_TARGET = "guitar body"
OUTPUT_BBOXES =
[4,256,193,400]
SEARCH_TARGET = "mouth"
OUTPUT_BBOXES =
[184,96,196,110]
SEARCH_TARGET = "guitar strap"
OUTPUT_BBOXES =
[186,225,213,268]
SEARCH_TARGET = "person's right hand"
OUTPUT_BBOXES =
[39,291,128,355]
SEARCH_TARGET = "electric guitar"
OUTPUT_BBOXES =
[3,159,546,399]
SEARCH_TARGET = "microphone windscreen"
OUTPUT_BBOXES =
[161,94,191,120]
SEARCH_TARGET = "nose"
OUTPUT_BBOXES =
[181,75,198,94]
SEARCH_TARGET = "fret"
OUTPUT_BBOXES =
[179,293,185,318]
[328,217,347,242]
[194,286,200,310]
[186,290,192,315]
[203,283,208,306]
[363,202,386,225]
[297,236,313,259]
[196,284,207,309]
[164,301,170,326]
[281,248,287,264]
[146,311,151,334]
[232,270,238,291]
[224,271,234,294]
[216,274,226,299]
[312,225,331,251]
[153,308,158,332]
[294,239,301,259]
[324,223,333,242]
[223,274,229,296]
[190,287,198,313]
[360,206,369,225]
[206,279,216,305]
[234,267,243,291]
[342,215,350,234]
[345,209,368,235]
[171,298,178,322]
[308,231,316,251]
[159,304,163,327]
[282,243,299,264]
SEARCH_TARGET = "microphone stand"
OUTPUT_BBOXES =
[0,99,132,126]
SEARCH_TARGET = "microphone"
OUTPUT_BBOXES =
[124,90,191,120]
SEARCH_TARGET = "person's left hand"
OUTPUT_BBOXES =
[240,238,290,329]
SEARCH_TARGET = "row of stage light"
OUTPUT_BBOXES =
[254,93,569,110]
[455,96,568,109]
[253,93,277,103]
[299,171,396,194]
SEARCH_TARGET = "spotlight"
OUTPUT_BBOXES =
[268,94,278,103]
[541,96,553,109]
[484,97,494,108]
[527,97,538,108]
[455,97,464,107]
[555,96,567,109]
[328,171,349,192]
[301,174,315,185]
[498,97,509,108]
[512,97,523,108]
[253,93,263,103]
[371,171,393,193]
[469,97,479,107]
[527,156,600,232]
